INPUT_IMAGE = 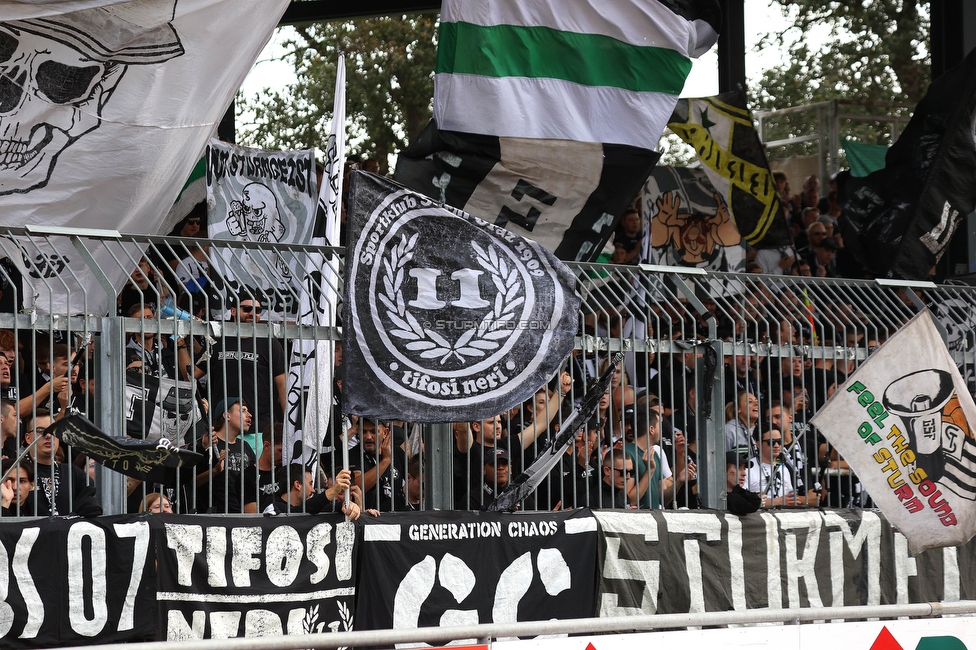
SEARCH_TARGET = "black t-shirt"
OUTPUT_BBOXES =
[258,466,280,512]
[27,461,101,517]
[206,334,286,435]
[349,443,407,512]
[196,436,257,514]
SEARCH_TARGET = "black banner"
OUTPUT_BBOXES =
[156,514,356,640]
[3,510,976,645]
[342,172,580,422]
[595,510,976,616]
[355,510,598,635]
[841,46,976,280]
[0,517,156,647]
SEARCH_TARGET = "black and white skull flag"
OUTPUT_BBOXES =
[0,0,289,316]
[343,172,581,422]
[811,310,976,553]
[206,140,317,319]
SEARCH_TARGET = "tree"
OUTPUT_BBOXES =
[750,1,929,156]
[239,13,438,173]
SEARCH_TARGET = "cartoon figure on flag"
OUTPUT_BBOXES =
[881,370,976,502]
[226,182,286,243]
[0,1,184,196]
[644,166,744,271]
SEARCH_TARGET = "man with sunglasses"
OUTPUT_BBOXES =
[744,427,823,508]
[22,408,101,517]
[206,289,286,438]
[596,449,635,509]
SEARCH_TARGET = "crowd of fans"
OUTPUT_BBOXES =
[0,166,946,518]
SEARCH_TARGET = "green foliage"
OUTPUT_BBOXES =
[749,1,928,159]
[239,13,438,173]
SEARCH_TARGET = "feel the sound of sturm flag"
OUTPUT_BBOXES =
[342,172,580,423]
[810,311,976,554]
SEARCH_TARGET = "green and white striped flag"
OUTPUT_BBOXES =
[434,0,721,150]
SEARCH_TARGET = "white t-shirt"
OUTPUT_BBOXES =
[744,458,794,498]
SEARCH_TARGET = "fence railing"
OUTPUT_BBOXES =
[0,228,973,516]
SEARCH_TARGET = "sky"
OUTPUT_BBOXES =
[238,1,814,135]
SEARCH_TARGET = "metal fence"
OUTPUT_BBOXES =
[0,228,973,516]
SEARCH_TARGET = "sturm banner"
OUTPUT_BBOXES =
[342,172,581,422]
[1,510,976,645]
[206,139,317,319]
[0,0,290,316]
[124,370,202,446]
[811,311,976,554]
[355,510,598,638]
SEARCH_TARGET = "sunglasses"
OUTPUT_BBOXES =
[612,467,634,476]
[762,438,783,446]
[186,219,201,225]
[239,305,263,314]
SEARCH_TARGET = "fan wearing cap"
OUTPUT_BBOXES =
[467,447,533,511]
[205,288,286,438]
[725,452,760,516]
[744,427,823,508]
[266,463,361,519]
[196,398,258,513]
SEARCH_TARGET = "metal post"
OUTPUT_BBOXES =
[702,339,726,509]
[95,316,127,514]
[426,422,453,510]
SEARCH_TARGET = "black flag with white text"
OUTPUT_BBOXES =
[342,172,581,422]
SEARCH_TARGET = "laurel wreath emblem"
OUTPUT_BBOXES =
[378,233,523,364]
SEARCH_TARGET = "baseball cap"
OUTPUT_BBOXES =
[484,447,509,464]
[212,397,242,425]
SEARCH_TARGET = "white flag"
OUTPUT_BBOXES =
[0,0,289,315]
[810,310,976,553]
[283,54,345,466]
[434,0,720,149]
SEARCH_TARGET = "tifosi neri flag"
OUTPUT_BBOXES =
[206,140,317,319]
[53,414,204,481]
[641,166,745,271]
[435,0,721,149]
[668,90,790,249]
[0,0,289,316]
[284,54,345,466]
[397,0,721,263]
[841,47,976,280]
[343,172,580,422]
[489,353,622,512]
[811,311,976,553]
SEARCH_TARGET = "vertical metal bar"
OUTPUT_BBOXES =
[428,422,453,510]
[95,316,126,515]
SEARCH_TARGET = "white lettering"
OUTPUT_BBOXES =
[231,528,262,587]
[67,522,108,637]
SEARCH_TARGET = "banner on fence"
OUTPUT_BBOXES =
[594,509,971,616]
[355,510,598,634]
[0,517,156,647]
[156,514,356,641]
[206,140,318,318]
[342,172,581,422]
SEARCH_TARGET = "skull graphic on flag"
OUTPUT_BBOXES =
[0,1,184,195]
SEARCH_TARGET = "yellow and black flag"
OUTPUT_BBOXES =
[667,90,790,248]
